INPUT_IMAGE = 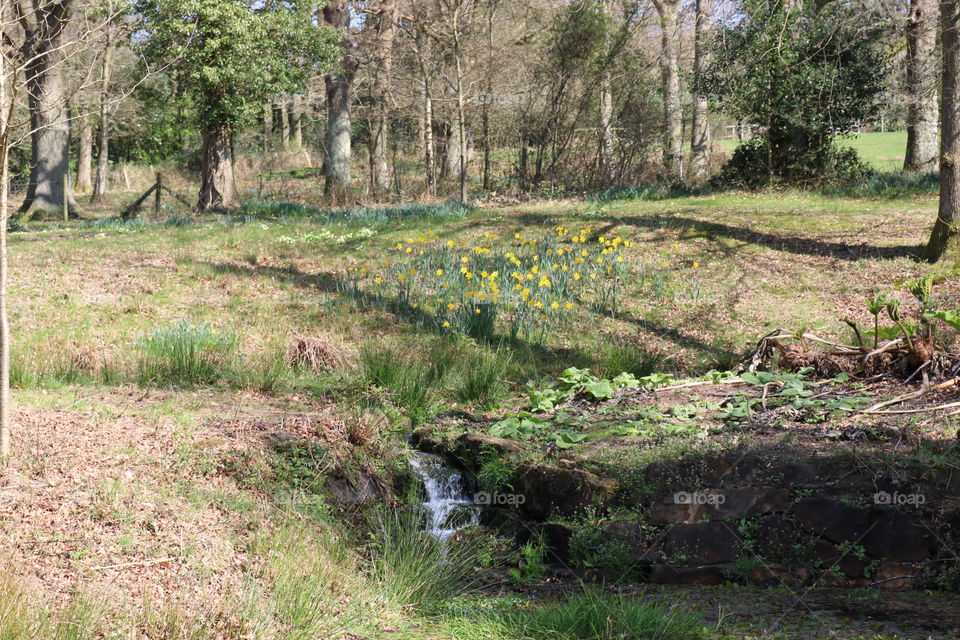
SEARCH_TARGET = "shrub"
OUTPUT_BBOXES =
[136,319,235,386]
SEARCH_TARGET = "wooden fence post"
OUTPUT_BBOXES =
[154,172,162,218]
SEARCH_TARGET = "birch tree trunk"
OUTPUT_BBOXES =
[369,0,397,197]
[652,0,682,179]
[926,0,960,262]
[75,114,92,193]
[904,0,939,172]
[689,0,712,182]
[17,0,78,217]
[322,0,357,203]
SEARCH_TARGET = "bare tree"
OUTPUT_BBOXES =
[926,0,960,262]
[904,0,938,172]
[91,14,115,204]
[323,0,358,203]
[689,0,711,182]
[652,0,682,179]
[75,110,91,191]
[369,0,398,197]
[598,0,616,181]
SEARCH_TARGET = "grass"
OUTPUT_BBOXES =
[442,589,704,640]
[136,319,236,386]
[367,508,483,613]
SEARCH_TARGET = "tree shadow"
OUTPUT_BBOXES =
[188,259,613,373]
[515,212,923,261]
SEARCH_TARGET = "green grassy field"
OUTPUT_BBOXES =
[1,183,956,639]
[717,129,909,171]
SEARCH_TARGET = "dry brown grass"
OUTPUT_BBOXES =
[285,335,351,373]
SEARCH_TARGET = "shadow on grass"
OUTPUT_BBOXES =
[188,259,609,374]
[515,212,923,261]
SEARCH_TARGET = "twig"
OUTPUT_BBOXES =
[93,557,176,571]
[657,378,743,392]
[902,361,930,385]
[854,400,960,415]
[862,338,904,361]
[868,575,916,587]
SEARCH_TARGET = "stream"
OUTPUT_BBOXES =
[408,451,480,543]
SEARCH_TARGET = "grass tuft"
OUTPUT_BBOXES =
[136,319,235,387]
[368,509,482,613]
[444,588,703,640]
[456,348,513,407]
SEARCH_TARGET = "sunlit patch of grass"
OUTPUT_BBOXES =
[136,319,235,387]
[441,589,704,640]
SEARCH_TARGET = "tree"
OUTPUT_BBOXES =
[368,0,398,197]
[139,0,339,210]
[652,0,682,179]
[322,0,357,203]
[15,0,79,217]
[904,0,938,172]
[925,0,960,262]
[704,0,887,187]
[689,0,711,182]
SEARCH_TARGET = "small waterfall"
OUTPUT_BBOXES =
[408,452,479,543]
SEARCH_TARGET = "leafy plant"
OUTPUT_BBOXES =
[136,319,235,386]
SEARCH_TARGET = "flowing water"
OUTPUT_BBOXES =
[408,452,479,543]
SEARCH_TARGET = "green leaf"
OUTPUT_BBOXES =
[584,380,614,400]
[553,430,588,448]
[925,309,960,331]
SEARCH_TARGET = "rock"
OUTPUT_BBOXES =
[515,464,618,520]
[602,519,644,545]
[795,496,870,543]
[814,540,865,579]
[753,516,799,561]
[780,462,818,486]
[643,459,682,489]
[664,521,742,565]
[703,487,792,520]
[535,523,575,564]
[862,510,931,562]
[649,564,725,585]
[479,507,524,536]
[411,427,448,454]
[748,563,802,587]
[455,432,524,458]
[872,561,917,589]
[649,502,704,525]
[326,475,379,505]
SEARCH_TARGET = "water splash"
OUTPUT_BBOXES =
[409,452,479,544]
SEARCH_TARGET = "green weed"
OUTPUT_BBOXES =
[136,319,235,387]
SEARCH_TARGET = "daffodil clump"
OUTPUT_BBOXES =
[345,226,640,341]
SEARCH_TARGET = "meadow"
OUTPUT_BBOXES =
[1,155,957,638]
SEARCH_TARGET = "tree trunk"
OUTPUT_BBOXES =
[653,0,682,179]
[0,35,12,457]
[445,122,460,178]
[369,0,397,197]
[93,31,113,204]
[424,94,435,195]
[197,124,237,210]
[280,97,290,148]
[689,0,712,182]
[322,0,357,203]
[598,0,615,182]
[76,114,92,193]
[19,50,77,216]
[905,0,939,172]
[926,0,960,262]
[262,101,272,152]
[291,94,303,148]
